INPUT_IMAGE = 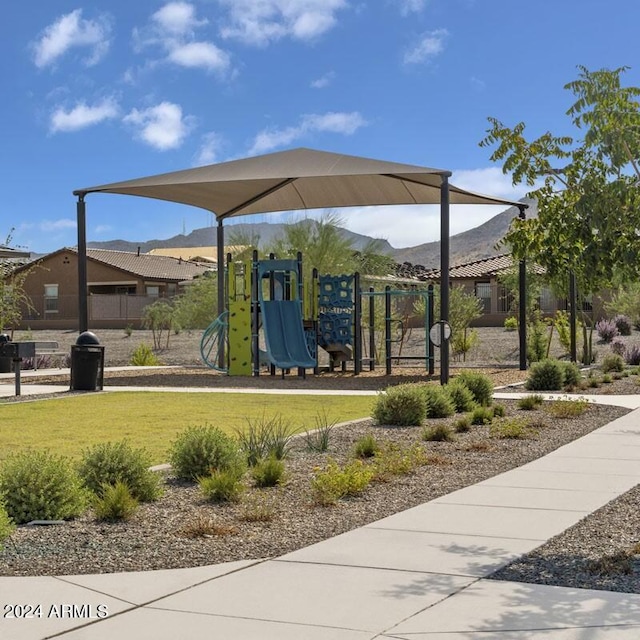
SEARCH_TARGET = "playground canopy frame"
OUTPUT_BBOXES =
[73,147,528,382]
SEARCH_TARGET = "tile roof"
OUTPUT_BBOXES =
[423,253,546,280]
[83,248,214,281]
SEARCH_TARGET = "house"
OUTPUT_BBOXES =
[10,248,213,330]
[396,253,597,327]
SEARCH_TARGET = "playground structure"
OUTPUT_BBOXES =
[200,251,434,376]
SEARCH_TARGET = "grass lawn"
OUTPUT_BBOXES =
[0,392,374,464]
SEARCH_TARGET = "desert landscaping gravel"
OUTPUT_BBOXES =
[2,327,640,595]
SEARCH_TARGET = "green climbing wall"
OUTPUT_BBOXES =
[228,299,252,375]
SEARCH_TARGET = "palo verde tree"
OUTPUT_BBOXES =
[480,65,640,361]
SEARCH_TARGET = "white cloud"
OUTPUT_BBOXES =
[39,219,77,232]
[50,98,120,133]
[399,0,428,15]
[152,1,207,35]
[248,111,368,155]
[404,28,449,65]
[310,71,336,89]
[217,0,348,46]
[135,2,231,75]
[167,41,231,72]
[452,167,540,200]
[32,9,112,68]
[123,102,194,150]
[195,132,224,165]
[94,225,113,235]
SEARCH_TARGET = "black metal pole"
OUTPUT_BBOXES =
[518,205,527,371]
[252,250,260,376]
[428,284,435,375]
[353,272,361,375]
[216,219,225,369]
[77,195,88,334]
[440,175,451,384]
[385,285,392,376]
[569,271,577,362]
[369,287,375,371]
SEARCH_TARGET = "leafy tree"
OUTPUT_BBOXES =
[142,299,176,349]
[0,230,35,336]
[480,66,640,363]
[172,273,217,330]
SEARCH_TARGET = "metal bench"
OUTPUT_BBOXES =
[32,341,68,369]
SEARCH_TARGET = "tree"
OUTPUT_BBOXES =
[172,273,217,330]
[480,66,640,296]
[480,66,640,363]
[0,231,35,337]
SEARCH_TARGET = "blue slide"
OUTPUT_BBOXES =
[261,300,316,370]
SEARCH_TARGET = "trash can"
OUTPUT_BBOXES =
[0,334,12,373]
[70,331,105,391]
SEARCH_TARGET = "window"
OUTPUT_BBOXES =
[475,282,491,313]
[145,285,160,297]
[44,284,59,312]
[498,285,514,313]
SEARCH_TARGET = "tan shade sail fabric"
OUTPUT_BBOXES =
[74,147,520,218]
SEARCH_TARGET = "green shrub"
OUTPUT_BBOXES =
[310,459,374,505]
[304,410,337,452]
[517,394,544,410]
[504,316,518,331]
[454,415,472,432]
[601,353,625,373]
[546,398,589,418]
[78,440,161,502]
[0,451,87,524]
[492,403,506,417]
[93,481,139,522]
[525,359,564,391]
[353,434,380,459]
[470,405,494,425]
[601,373,613,383]
[372,384,427,426]
[445,380,477,413]
[455,371,493,406]
[560,361,582,387]
[129,343,161,366]
[251,456,286,488]
[237,414,294,466]
[199,468,245,503]
[421,424,454,442]
[421,385,456,418]
[0,502,15,549]
[490,418,533,439]
[373,443,428,479]
[169,425,245,481]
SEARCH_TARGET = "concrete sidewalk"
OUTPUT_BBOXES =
[1,394,640,638]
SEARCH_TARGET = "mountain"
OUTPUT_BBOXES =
[392,198,537,268]
[87,199,536,268]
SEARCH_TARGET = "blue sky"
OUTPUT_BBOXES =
[4,0,640,254]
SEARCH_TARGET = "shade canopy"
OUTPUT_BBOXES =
[74,147,520,217]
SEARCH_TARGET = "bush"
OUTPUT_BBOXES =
[490,418,532,439]
[422,385,455,419]
[470,405,494,425]
[517,394,544,410]
[445,380,477,413]
[504,316,518,331]
[353,434,380,459]
[455,371,493,406]
[601,353,625,373]
[199,469,245,503]
[525,359,564,391]
[492,403,506,417]
[372,384,427,426]
[304,410,336,453]
[595,318,619,343]
[613,314,632,336]
[310,459,374,505]
[78,440,161,502]
[610,338,626,357]
[546,398,589,418]
[421,424,454,442]
[251,456,286,488]
[169,425,246,481]
[625,345,640,366]
[454,415,472,432]
[0,502,15,549]
[93,481,139,522]
[129,343,161,366]
[0,451,87,524]
[373,443,428,479]
[560,361,582,387]
[237,414,294,466]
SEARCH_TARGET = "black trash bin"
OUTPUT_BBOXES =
[70,331,105,391]
[0,334,12,373]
